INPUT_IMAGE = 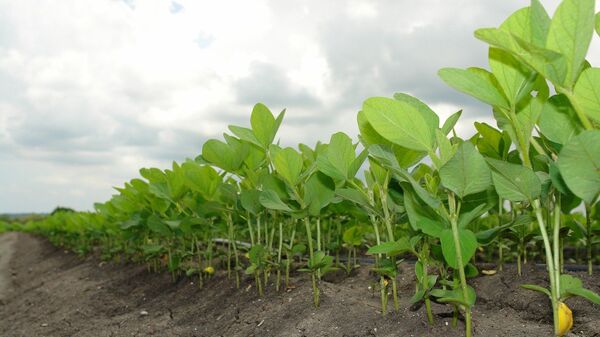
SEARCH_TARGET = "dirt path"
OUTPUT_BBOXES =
[0,232,598,337]
[0,232,17,302]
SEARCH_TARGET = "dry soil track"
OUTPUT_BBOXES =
[0,232,598,337]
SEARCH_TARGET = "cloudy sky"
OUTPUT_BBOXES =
[1,0,599,213]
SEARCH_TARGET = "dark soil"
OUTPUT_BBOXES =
[0,232,599,337]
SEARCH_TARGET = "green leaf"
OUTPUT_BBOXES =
[521,284,551,297]
[596,11,600,36]
[441,110,462,135]
[435,130,455,167]
[335,188,376,214]
[259,190,292,212]
[317,132,355,181]
[431,286,476,307]
[538,94,583,144]
[202,139,242,172]
[530,0,551,47]
[392,92,440,131]
[557,130,600,204]
[573,67,600,123]
[474,122,509,159]
[458,203,489,229]
[228,125,262,148]
[147,215,171,236]
[439,229,478,269]
[475,28,567,85]
[304,172,335,216]
[545,0,596,88]
[240,189,263,215]
[417,218,445,238]
[366,238,412,256]
[271,146,304,186]
[566,287,600,305]
[362,97,435,152]
[440,142,492,198]
[489,47,533,107]
[486,158,541,202]
[182,162,220,200]
[559,274,583,297]
[438,67,510,110]
[251,103,278,147]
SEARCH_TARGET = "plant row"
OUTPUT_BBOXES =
[10,1,600,336]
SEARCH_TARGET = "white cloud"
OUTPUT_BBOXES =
[0,0,599,212]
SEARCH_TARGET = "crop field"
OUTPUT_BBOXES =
[1,0,600,336]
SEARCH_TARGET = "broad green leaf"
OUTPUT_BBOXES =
[458,203,489,229]
[181,162,220,200]
[489,47,532,107]
[439,142,492,198]
[549,162,571,195]
[403,189,444,234]
[140,167,166,183]
[475,221,513,246]
[202,139,242,172]
[240,189,262,215]
[596,12,600,36]
[500,7,532,41]
[357,110,426,168]
[271,145,304,186]
[368,145,440,209]
[521,284,551,297]
[439,228,478,269]
[435,129,455,167]
[335,188,376,214]
[147,215,171,236]
[557,130,600,204]
[438,67,510,110]
[367,238,412,256]
[486,158,541,202]
[362,97,435,152]
[475,28,567,85]
[343,226,364,247]
[392,92,440,130]
[417,218,445,238]
[348,149,368,179]
[430,286,476,307]
[228,125,262,148]
[317,132,355,181]
[441,110,462,135]
[530,0,551,47]
[538,94,583,144]
[566,287,600,305]
[304,172,335,216]
[559,274,583,297]
[513,95,543,153]
[251,103,277,147]
[573,67,600,123]
[259,190,292,212]
[474,122,508,159]
[545,0,595,88]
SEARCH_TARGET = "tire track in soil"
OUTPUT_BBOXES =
[0,232,18,302]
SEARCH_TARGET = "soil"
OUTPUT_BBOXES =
[0,232,598,337]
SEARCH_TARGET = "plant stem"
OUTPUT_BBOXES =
[563,90,594,130]
[422,241,434,324]
[277,221,283,291]
[552,197,561,298]
[304,217,319,307]
[247,212,255,246]
[448,193,472,337]
[585,203,593,276]
[533,200,558,335]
